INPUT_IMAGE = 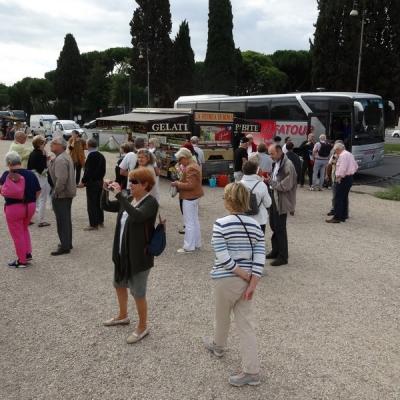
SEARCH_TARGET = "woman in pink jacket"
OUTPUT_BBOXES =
[0,151,41,268]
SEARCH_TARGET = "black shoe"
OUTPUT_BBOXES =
[270,259,288,267]
[326,218,341,223]
[26,253,32,261]
[327,211,334,216]
[266,252,278,259]
[51,248,70,256]
[58,245,73,250]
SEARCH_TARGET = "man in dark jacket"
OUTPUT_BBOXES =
[299,133,315,187]
[266,144,297,266]
[78,138,106,230]
[285,142,301,183]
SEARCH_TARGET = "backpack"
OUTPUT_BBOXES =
[245,181,261,216]
[145,215,166,257]
[1,172,26,200]
[318,142,332,158]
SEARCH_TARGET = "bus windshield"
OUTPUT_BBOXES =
[354,99,384,144]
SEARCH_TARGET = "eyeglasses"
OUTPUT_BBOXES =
[129,179,141,185]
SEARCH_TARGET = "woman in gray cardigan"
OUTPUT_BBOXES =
[101,167,159,344]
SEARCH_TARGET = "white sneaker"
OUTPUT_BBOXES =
[177,248,194,254]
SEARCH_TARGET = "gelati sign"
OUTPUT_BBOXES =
[150,122,189,133]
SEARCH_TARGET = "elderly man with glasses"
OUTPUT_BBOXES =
[48,137,76,255]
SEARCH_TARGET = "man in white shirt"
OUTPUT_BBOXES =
[119,137,146,176]
[190,136,205,165]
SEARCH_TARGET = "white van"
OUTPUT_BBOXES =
[30,114,58,138]
[51,120,85,140]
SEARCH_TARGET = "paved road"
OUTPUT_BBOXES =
[1,141,400,400]
[355,155,400,187]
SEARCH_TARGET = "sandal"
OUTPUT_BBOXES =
[38,222,51,227]
[126,328,149,344]
[103,317,130,326]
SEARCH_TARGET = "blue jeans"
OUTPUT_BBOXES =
[312,159,328,188]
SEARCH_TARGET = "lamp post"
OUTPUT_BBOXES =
[139,46,150,107]
[350,0,366,93]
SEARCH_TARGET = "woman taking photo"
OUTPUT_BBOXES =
[136,148,160,202]
[0,151,41,268]
[27,135,51,227]
[204,182,265,387]
[171,148,203,254]
[101,167,159,344]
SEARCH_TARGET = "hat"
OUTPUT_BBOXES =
[175,147,193,160]
[240,137,249,144]
[183,142,195,154]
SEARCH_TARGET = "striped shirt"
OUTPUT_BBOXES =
[211,214,265,279]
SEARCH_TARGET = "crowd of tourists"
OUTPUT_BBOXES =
[0,129,358,387]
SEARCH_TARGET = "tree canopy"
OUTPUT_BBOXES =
[204,0,237,94]
[54,33,84,117]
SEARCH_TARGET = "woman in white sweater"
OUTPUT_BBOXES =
[240,160,272,233]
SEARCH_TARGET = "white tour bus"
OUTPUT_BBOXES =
[175,92,392,170]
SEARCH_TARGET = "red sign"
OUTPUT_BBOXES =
[244,120,310,145]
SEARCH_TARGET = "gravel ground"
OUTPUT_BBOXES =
[0,140,399,400]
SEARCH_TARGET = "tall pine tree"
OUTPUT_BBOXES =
[204,0,237,94]
[55,33,84,117]
[130,0,173,107]
[311,0,358,91]
[171,20,195,100]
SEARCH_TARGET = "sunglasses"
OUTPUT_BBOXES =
[129,179,141,185]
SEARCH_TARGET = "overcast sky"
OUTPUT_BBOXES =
[0,0,318,86]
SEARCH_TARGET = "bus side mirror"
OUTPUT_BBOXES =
[354,101,364,124]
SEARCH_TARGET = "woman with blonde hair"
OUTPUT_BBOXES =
[101,167,159,344]
[204,182,265,387]
[171,147,204,253]
[136,148,160,202]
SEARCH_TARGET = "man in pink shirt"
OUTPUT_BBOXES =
[326,142,358,223]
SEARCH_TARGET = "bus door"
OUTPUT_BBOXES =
[307,113,330,139]
[330,112,352,150]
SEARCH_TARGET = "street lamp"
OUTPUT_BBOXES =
[350,0,366,93]
[139,47,150,107]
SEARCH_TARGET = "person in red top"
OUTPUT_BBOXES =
[326,142,358,223]
[246,134,258,156]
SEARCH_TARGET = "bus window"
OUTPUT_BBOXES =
[303,97,330,113]
[197,102,220,111]
[246,101,270,119]
[220,101,246,116]
[271,100,307,121]
[330,100,352,112]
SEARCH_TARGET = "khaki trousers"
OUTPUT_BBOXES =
[214,277,260,374]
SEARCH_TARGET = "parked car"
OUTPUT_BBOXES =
[51,120,84,140]
[83,120,96,129]
[30,114,58,138]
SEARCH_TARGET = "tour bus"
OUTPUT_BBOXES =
[175,92,392,170]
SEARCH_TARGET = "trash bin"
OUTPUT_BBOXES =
[92,131,100,147]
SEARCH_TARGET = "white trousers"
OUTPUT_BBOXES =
[182,199,201,251]
[35,173,51,223]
